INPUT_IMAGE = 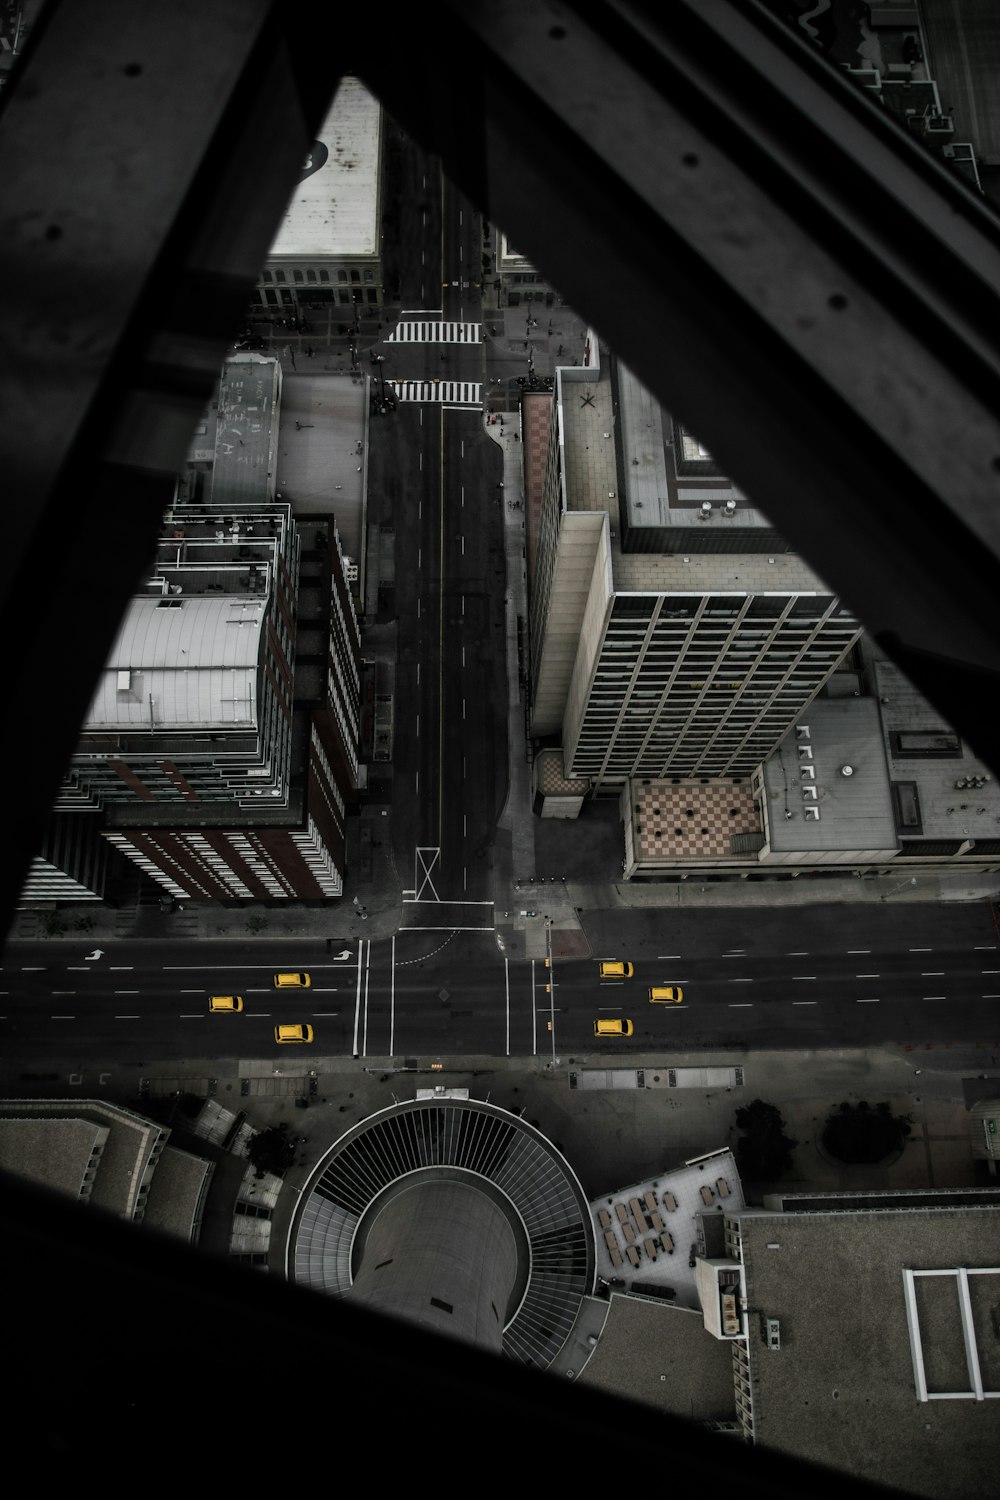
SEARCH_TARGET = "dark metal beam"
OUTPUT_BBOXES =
[0,0,341,921]
[359,0,1000,770]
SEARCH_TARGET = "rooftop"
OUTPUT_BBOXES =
[738,1205,1000,1499]
[209,355,281,509]
[557,365,841,598]
[267,76,381,260]
[578,1296,736,1418]
[873,651,1000,842]
[83,594,264,732]
[761,697,898,854]
[590,1147,743,1308]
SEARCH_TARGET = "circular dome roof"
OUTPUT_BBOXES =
[287,1097,596,1368]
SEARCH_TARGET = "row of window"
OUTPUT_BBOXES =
[262,267,375,285]
[254,287,379,307]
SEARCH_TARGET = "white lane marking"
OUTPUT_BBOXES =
[787,951,809,956]
[793,975,816,980]
[921,971,945,976]
[982,969,1000,974]
[729,978,754,984]
[51,1014,75,1019]
[416,714,420,738]
[114,1015,139,1019]
[909,948,932,952]
[984,993,1000,999]
[52,989,76,995]
[974,945,997,950]
[20,966,46,971]
[66,966,92,972]
[729,1002,754,1008]
[362,940,371,1057]
[179,1013,204,1018]
[722,952,745,958]
[847,949,870,954]
[856,973,880,978]
[792,1000,818,1005]
[505,955,510,1057]
[311,1011,339,1017]
[352,947,363,1058]
[923,995,946,1000]
[657,955,682,959]
[109,966,134,971]
[245,1012,271,1017]
[857,998,880,1003]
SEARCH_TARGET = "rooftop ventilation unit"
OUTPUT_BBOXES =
[724,499,737,514]
[699,502,712,519]
[840,765,854,777]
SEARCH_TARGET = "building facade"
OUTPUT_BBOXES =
[528,351,862,795]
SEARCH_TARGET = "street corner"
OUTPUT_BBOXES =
[550,924,592,961]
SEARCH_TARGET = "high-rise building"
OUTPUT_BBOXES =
[528,350,862,794]
[23,353,361,904]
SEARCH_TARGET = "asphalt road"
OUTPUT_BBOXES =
[368,143,507,905]
[3,900,998,1064]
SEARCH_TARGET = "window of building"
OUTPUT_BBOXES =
[307,269,316,283]
[262,269,273,283]
[264,288,277,305]
[339,290,350,305]
[367,288,377,304]
[338,270,347,283]
[293,269,303,283]
[363,269,374,282]
[350,269,360,283]
[319,269,329,282]
[275,270,286,283]
[280,288,294,304]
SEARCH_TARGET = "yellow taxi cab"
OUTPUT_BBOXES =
[594,1017,634,1037]
[208,995,244,1013]
[599,961,634,979]
[274,1023,314,1044]
[273,972,311,989]
[649,986,683,1004]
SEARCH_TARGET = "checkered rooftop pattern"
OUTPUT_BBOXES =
[522,392,552,586]
[632,779,760,859]
[536,747,589,794]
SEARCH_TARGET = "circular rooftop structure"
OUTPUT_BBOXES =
[287,1097,596,1368]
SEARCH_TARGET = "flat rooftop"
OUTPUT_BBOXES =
[579,1296,736,1418]
[210,355,281,509]
[590,1149,743,1308]
[558,367,840,598]
[761,696,898,854]
[738,1206,1000,1499]
[84,594,263,732]
[268,76,380,259]
[873,652,1000,842]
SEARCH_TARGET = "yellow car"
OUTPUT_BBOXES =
[209,995,244,1013]
[594,1017,634,1037]
[274,1023,314,1044]
[273,972,311,989]
[599,961,634,979]
[649,986,683,1004]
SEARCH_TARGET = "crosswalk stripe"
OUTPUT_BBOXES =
[389,379,483,405]
[386,321,482,344]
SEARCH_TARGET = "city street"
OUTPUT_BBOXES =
[4,899,999,1064]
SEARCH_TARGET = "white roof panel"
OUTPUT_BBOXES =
[84,596,263,731]
[268,77,380,259]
